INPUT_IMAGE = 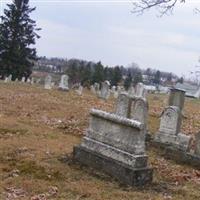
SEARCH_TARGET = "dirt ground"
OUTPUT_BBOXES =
[1,81,200,200]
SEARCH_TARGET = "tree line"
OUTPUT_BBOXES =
[34,57,180,88]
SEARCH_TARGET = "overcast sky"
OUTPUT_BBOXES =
[1,0,200,77]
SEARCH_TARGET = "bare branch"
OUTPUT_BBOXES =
[132,0,186,16]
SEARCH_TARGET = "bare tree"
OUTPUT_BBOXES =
[132,0,186,16]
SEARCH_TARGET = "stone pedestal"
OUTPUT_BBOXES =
[73,109,153,186]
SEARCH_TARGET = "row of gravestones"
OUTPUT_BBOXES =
[74,87,200,186]
[90,81,147,100]
[44,74,83,95]
[3,74,35,84]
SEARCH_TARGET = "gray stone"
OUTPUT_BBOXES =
[135,82,146,98]
[130,97,148,134]
[44,75,52,90]
[59,74,69,90]
[73,109,152,186]
[21,77,25,83]
[115,92,131,118]
[168,88,185,111]
[99,81,110,100]
[175,133,191,151]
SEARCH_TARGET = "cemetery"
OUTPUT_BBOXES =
[1,78,200,199]
[1,0,200,199]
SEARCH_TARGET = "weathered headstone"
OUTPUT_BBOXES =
[128,86,135,97]
[130,97,148,133]
[76,85,83,96]
[21,77,25,83]
[135,82,145,97]
[115,92,131,118]
[99,81,110,100]
[74,109,153,186]
[44,75,52,90]
[4,77,9,83]
[168,88,185,111]
[155,106,191,151]
[59,74,69,91]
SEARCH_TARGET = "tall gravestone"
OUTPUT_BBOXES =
[115,92,131,118]
[44,75,52,90]
[135,82,145,97]
[74,109,153,186]
[99,81,110,100]
[168,88,185,111]
[130,98,148,134]
[59,75,69,91]
[21,77,25,83]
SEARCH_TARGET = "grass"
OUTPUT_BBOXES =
[1,82,200,199]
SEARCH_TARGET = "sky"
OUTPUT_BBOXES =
[1,0,200,78]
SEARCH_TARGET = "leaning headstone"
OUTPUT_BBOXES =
[115,92,131,118]
[44,75,52,90]
[130,97,148,134]
[59,74,69,91]
[74,109,153,186]
[99,81,110,100]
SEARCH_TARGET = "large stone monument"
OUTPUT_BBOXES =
[74,109,153,186]
[59,75,69,91]
[44,75,52,90]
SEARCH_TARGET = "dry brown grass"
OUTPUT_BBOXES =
[1,81,200,200]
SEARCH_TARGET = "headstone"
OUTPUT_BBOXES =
[15,78,19,82]
[76,85,83,95]
[90,85,96,94]
[8,74,12,82]
[21,77,25,83]
[168,88,185,111]
[26,78,31,83]
[59,74,69,91]
[115,92,131,117]
[31,77,34,85]
[44,75,52,90]
[99,81,110,100]
[4,77,9,83]
[155,106,191,151]
[130,98,148,133]
[74,109,153,186]
[128,86,135,97]
[135,82,147,98]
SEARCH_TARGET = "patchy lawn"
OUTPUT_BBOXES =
[1,81,200,200]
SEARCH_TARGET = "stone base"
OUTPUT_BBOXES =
[149,140,200,169]
[73,145,153,186]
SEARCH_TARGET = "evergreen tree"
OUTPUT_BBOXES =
[153,70,161,84]
[0,0,40,80]
[111,66,122,86]
[124,71,132,90]
[92,61,104,83]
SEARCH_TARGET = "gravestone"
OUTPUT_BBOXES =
[31,77,34,85]
[90,85,96,94]
[8,74,12,82]
[74,109,153,186]
[135,82,145,97]
[155,106,191,151]
[76,85,83,96]
[44,75,52,90]
[26,78,31,83]
[168,88,185,111]
[128,86,135,97]
[99,81,110,100]
[115,92,131,118]
[130,97,148,133]
[59,74,69,91]
[21,77,25,83]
